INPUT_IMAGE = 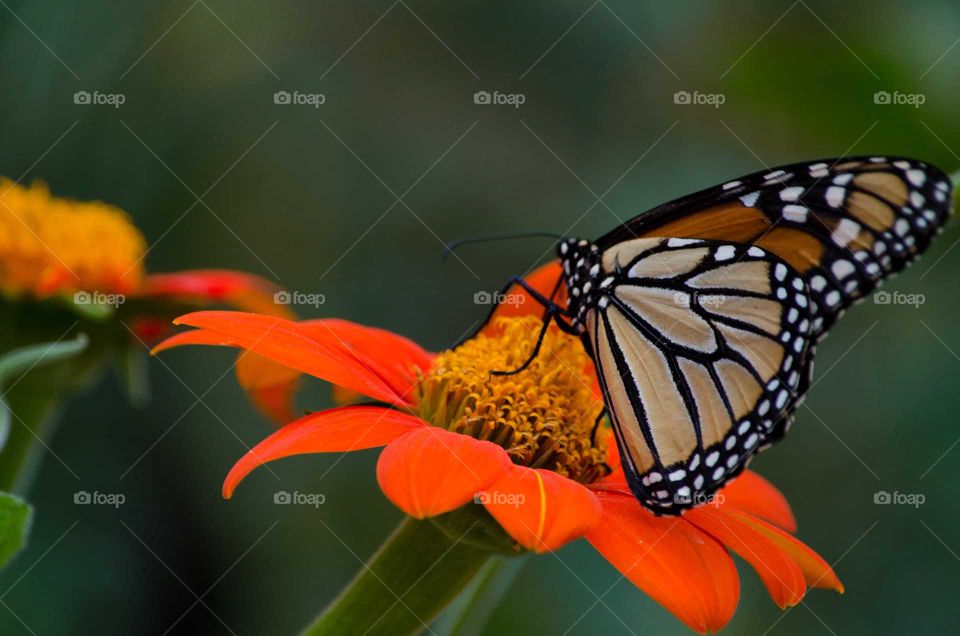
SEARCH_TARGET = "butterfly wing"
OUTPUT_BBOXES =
[596,157,953,341]
[585,237,813,512]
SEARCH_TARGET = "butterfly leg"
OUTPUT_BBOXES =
[489,309,556,376]
[455,275,570,347]
[590,407,609,446]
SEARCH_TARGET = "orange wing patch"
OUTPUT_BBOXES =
[640,203,771,243]
[754,228,824,273]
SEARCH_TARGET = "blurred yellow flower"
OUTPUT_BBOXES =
[0,179,146,298]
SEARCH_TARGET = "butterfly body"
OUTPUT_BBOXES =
[499,156,952,515]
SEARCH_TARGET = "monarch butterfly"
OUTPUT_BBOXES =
[479,156,953,514]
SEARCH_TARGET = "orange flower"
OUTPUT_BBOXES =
[155,268,843,634]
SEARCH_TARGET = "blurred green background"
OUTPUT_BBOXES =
[1,1,959,634]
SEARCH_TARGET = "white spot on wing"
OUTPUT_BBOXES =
[783,204,808,223]
[831,218,861,246]
[826,186,846,208]
[714,245,736,261]
[779,186,804,202]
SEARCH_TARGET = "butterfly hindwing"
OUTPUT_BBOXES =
[582,237,814,512]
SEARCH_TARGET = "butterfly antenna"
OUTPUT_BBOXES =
[443,231,562,261]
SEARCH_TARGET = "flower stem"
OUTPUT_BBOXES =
[0,388,62,494]
[301,517,493,636]
[432,555,526,636]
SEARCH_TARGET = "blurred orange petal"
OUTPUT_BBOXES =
[376,427,512,519]
[140,269,293,317]
[587,492,739,634]
[482,464,601,553]
[235,352,302,423]
[223,406,425,498]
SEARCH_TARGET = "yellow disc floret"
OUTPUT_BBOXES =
[0,179,146,298]
[416,316,610,483]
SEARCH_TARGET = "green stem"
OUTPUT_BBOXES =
[301,517,493,636]
[432,556,527,636]
[0,388,62,495]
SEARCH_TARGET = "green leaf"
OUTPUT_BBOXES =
[0,491,32,570]
[0,333,90,386]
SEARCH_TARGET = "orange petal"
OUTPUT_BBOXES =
[140,269,294,318]
[299,319,434,403]
[728,510,843,593]
[587,492,739,634]
[235,351,302,423]
[223,406,426,498]
[481,465,601,553]
[376,427,512,519]
[151,328,237,354]
[718,470,797,533]
[596,427,627,486]
[483,261,565,333]
[172,311,408,406]
[684,505,807,609]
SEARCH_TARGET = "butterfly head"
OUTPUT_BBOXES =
[558,238,604,328]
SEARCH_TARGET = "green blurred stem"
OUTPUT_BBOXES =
[0,387,62,495]
[301,517,492,636]
[433,555,526,636]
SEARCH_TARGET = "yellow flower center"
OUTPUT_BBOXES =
[0,179,146,298]
[415,316,610,483]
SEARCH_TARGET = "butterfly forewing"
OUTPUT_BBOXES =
[584,238,813,512]
[596,157,953,340]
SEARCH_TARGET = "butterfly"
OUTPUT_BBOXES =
[482,156,953,514]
